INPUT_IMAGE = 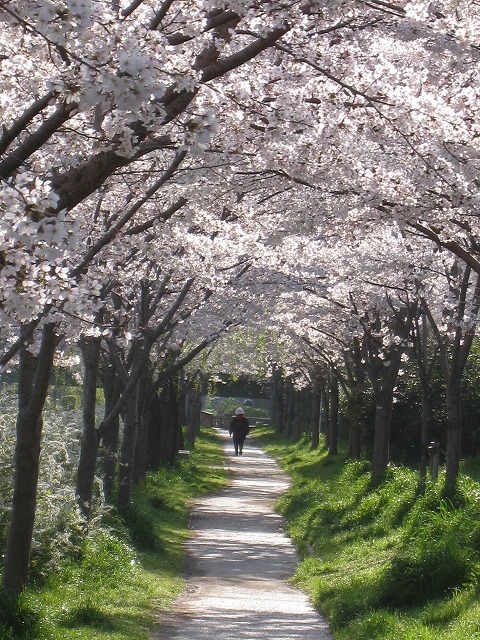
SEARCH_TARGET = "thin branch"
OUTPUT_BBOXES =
[150,277,195,342]
[125,196,187,235]
[201,24,290,83]
[71,149,187,277]
[149,0,176,29]
[0,90,56,156]
[121,0,146,17]
[0,102,76,180]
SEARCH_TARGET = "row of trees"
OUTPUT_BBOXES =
[2,0,480,597]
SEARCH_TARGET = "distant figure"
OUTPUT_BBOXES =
[229,407,250,456]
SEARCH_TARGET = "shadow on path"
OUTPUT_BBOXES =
[151,429,333,640]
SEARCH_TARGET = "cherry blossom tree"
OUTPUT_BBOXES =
[3,0,480,594]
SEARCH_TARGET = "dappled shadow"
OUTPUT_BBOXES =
[151,428,333,640]
[157,600,331,640]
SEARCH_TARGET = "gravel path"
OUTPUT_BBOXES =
[151,428,334,640]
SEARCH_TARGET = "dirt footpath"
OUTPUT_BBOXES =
[151,428,334,640]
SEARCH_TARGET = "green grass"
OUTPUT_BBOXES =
[255,429,480,640]
[0,428,227,640]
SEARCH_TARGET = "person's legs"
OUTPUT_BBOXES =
[239,439,244,454]
[233,438,239,455]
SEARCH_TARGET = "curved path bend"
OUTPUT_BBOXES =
[152,428,333,640]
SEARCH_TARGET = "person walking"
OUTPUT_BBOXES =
[229,407,250,455]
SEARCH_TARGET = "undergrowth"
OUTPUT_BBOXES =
[0,427,226,640]
[259,430,480,640]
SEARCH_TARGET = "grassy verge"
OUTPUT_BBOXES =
[0,428,227,640]
[256,429,480,640]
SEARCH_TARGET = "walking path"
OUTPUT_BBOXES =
[152,428,333,640]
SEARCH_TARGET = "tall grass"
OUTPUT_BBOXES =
[0,428,227,640]
[259,431,480,640]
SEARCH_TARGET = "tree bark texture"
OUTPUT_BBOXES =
[186,379,205,450]
[76,336,101,519]
[133,370,154,485]
[2,323,57,593]
[444,378,463,496]
[117,382,139,512]
[321,386,330,446]
[292,392,302,442]
[420,386,431,479]
[347,388,363,460]
[328,373,339,455]
[310,378,321,449]
[101,365,122,503]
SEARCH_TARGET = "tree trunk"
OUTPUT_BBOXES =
[186,383,203,450]
[328,373,339,455]
[271,366,284,434]
[164,379,181,464]
[321,386,330,448]
[101,365,122,503]
[284,380,294,438]
[76,336,101,519]
[370,360,400,479]
[347,388,362,459]
[371,398,393,479]
[2,323,57,593]
[146,393,162,472]
[117,381,139,512]
[151,379,181,467]
[310,378,321,449]
[444,377,463,496]
[133,369,154,485]
[420,386,431,479]
[292,392,302,442]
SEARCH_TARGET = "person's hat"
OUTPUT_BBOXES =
[235,407,244,415]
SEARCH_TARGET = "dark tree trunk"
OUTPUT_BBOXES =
[146,393,162,472]
[370,355,401,479]
[424,267,480,495]
[310,378,321,449]
[186,382,203,450]
[117,381,139,512]
[271,365,284,434]
[292,392,302,442]
[328,373,339,456]
[151,378,181,467]
[420,386,431,479]
[76,336,101,519]
[164,379,181,464]
[321,386,330,447]
[344,338,368,460]
[284,380,294,438]
[101,365,122,503]
[445,377,463,496]
[347,388,363,460]
[133,370,154,485]
[2,323,57,594]
[371,397,393,478]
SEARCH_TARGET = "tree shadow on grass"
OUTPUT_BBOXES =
[60,600,117,631]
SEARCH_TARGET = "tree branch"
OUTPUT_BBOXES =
[0,102,76,180]
[406,221,480,276]
[0,90,56,156]
[125,196,187,236]
[71,149,187,277]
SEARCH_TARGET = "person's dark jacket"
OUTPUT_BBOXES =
[229,415,250,442]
